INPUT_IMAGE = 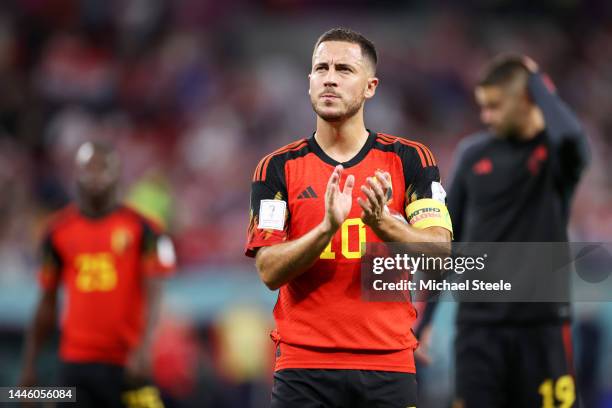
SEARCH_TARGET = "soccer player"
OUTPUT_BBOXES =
[20,141,176,408]
[245,28,453,407]
[418,55,589,407]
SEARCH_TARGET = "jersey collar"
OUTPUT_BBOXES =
[308,129,376,168]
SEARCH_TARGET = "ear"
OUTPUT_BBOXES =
[522,87,534,105]
[308,74,311,95]
[364,77,379,99]
[515,86,532,110]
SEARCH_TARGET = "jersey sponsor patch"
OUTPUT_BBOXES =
[258,199,287,231]
[431,181,447,203]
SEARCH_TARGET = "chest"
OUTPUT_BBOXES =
[284,152,408,230]
[54,218,141,286]
[465,142,550,201]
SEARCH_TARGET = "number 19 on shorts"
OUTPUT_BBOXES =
[538,375,575,408]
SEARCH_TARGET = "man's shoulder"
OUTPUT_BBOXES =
[373,132,437,167]
[259,138,311,161]
[253,138,310,182]
[45,203,80,235]
[116,205,166,234]
[455,131,495,160]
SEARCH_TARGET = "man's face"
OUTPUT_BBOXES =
[309,41,377,122]
[475,84,530,138]
[75,143,120,200]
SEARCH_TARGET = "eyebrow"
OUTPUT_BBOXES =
[313,62,357,70]
[335,63,354,70]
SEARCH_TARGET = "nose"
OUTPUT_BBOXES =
[324,80,337,88]
[323,69,338,88]
[323,78,337,88]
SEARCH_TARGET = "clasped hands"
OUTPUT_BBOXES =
[324,165,393,231]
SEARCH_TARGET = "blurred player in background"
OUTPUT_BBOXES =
[20,142,176,408]
[245,28,452,407]
[417,55,589,407]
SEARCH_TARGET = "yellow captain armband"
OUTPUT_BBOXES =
[405,198,453,236]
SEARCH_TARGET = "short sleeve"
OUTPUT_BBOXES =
[38,232,63,290]
[140,219,176,277]
[400,143,453,234]
[245,155,289,257]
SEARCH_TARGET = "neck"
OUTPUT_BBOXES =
[315,110,369,162]
[518,106,545,141]
[78,194,117,218]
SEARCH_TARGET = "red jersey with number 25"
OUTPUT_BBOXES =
[246,130,452,373]
[39,205,176,365]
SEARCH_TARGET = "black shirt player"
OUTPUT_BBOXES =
[418,55,589,407]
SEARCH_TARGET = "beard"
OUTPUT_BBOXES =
[77,182,116,203]
[311,95,363,122]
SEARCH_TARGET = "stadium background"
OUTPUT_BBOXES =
[0,0,611,407]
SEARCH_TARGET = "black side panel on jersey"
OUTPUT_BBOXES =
[138,217,160,257]
[246,141,311,257]
[250,142,312,216]
[372,135,442,205]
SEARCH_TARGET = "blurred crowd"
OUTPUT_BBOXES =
[0,2,611,276]
[1,1,611,407]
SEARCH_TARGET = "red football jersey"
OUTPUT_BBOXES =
[246,130,452,372]
[39,204,176,365]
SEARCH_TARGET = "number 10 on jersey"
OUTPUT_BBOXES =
[320,218,366,260]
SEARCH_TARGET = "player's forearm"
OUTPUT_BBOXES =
[369,216,451,261]
[528,72,590,178]
[256,220,336,290]
[529,73,584,142]
[370,214,451,244]
[140,277,164,350]
[22,292,57,370]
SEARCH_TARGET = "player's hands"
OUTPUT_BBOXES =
[358,171,391,227]
[324,165,355,232]
[522,55,539,73]
[125,346,152,383]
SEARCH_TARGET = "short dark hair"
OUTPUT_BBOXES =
[478,54,529,88]
[314,27,377,72]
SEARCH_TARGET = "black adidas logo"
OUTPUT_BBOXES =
[297,186,318,199]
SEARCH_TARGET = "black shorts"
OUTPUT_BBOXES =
[58,362,164,408]
[454,323,578,408]
[271,368,417,408]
